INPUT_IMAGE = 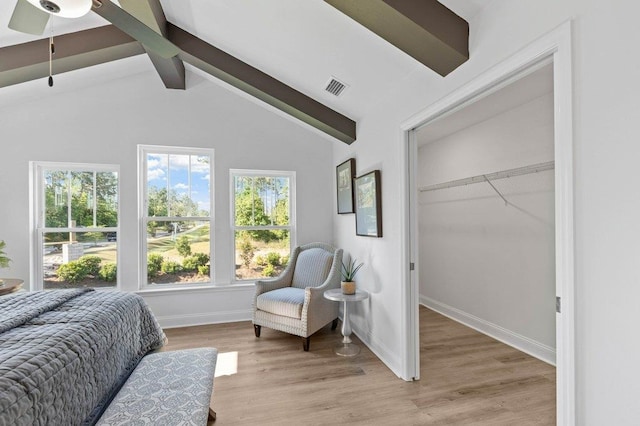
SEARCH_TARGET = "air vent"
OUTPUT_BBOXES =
[325,77,348,97]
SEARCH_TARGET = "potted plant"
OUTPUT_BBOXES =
[341,258,363,295]
[0,240,11,287]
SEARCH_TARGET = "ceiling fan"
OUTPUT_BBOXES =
[7,0,179,58]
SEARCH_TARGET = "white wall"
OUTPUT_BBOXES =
[334,0,640,423]
[417,94,556,362]
[0,57,335,327]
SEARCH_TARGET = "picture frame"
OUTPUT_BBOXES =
[336,158,356,214]
[355,170,382,237]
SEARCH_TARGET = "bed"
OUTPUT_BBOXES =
[0,289,165,425]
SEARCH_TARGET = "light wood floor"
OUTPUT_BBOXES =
[163,306,555,425]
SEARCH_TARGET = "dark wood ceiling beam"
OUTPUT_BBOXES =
[116,0,185,89]
[167,23,356,144]
[325,0,469,76]
[0,25,144,89]
[0,17,356,143]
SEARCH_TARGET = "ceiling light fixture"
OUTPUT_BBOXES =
[26,0,92,18]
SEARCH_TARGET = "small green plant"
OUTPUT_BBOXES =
[255,255,267,266]
[148,253,164,277]
[98,263,117,282]
[263,263,277,277]
[197,265,210,276]
[183,253,210,271]
[176,235,192,257]
[84,231,104,247]
[57,261,89,284]
[78,255,102,276]
[265,252,281,266]
[238,238,255,268]
[281,254,290,267]
[0,240,11,269]
[161,260,182,274]
[341,258,364,282]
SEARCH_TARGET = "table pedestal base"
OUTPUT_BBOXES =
[323,289,370,358]
[335,342,360,357]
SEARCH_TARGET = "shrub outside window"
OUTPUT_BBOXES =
[231,170,295,281]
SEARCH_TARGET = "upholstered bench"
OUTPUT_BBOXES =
[97,348,218,425]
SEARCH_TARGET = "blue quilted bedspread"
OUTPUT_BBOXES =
[0,289,165,425]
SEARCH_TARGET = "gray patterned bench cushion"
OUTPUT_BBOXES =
[97,348,218,426]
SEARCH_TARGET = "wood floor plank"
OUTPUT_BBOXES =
[163,306,555,425]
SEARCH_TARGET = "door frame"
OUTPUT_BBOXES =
[399,21,575,425]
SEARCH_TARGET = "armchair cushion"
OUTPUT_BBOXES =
[256,287,305,319]
[291,248,333,289]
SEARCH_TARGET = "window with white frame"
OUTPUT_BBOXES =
[32,162,120,290]
[139,145,213,287]
[231,170,295,281]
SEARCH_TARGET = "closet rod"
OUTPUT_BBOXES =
[418,160,555,192]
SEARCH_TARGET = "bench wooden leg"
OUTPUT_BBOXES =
[254,324,261,337]
[302,336,310,352]
[331,318,339,330]
[208,407,217,422]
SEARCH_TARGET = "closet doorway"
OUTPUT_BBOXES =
[400,22,575,425]
[418,62,557,415]
[416,61,556,365]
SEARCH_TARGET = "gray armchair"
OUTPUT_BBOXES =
[252,242,343,351]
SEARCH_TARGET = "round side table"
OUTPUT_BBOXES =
[0,278,24,296]
[324,288,370,356]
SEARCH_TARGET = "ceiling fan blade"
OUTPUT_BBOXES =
[8,0,51,35]
[92,0,179,59]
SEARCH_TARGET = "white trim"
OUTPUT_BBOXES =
[343,316,403,378]
[399,128,420,381]
[156,309,253,329]
[137,145,215,290]
[136,282,254,295]
[29,161,121,291]
[400,21,575,425]
[420,296,556,366]
[552,22,576,426]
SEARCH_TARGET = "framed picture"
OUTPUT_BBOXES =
[355,170,382,237]
[336,158,356,214]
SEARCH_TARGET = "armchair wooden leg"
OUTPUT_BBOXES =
[303,336,310,352]
[331,318,339,330]
[208,407,217,422]
[254,324,261,337]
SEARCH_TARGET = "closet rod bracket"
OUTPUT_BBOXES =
[483,175,508,206]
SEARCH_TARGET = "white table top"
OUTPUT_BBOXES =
[0,278,24,296]
[324,288,370,302]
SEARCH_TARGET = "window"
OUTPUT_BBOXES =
[32,162,120,290]
[139,145,213,287]
[231,170,295,281]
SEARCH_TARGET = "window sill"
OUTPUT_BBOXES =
[135,282,255,296]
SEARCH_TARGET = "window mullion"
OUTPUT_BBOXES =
[93,171,97,227]
[166,153,171,217]
[66,171,71,229]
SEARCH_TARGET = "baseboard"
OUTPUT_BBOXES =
[420,295,556,366]
[158,309,252,329]
[346,317,404,379]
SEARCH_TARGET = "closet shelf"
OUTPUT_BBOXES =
[418,161,555,193]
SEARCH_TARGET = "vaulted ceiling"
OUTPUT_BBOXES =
[0,0,488,143]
